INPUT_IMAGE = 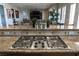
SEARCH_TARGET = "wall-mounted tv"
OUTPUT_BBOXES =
[30,11,42,19]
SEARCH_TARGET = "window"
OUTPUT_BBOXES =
[68,26,73,29]
[58,6,66,23]
[69,4,76,24]
[49,8,53,20]
[0,14,2,27]
[77,12,79,29]
[68,4,76,29]
[61,6,66,23]
[58,8,61,23]
[58,6,66,29]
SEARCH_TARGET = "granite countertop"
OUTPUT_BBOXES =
[0,36,78,53]
[0,25,79,31]
[0,28,79,31]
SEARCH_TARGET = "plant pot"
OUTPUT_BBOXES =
[31,18,37,28]
[32,23,35,28]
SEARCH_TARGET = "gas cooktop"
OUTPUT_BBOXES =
[12,36,68,49]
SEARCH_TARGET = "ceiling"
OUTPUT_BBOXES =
[8,3,54,10]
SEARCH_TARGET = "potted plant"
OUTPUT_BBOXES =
[46,19,50,28]
[31,18,37,28]
[49,9,59,24]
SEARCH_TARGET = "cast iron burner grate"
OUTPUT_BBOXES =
[12,36,68,49]
[47,36,68,48]
[12,36,33,48]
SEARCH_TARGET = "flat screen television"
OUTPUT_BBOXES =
[30,11,42,19]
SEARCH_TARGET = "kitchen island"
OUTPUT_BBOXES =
[0,29,79,56]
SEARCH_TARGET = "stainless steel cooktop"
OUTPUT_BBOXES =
[12,36,68,49]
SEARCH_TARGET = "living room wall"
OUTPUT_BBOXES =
[0,3,30,26]
[0,4,6,27]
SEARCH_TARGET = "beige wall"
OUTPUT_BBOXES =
[0,3,30,26]
[42,9,49,20]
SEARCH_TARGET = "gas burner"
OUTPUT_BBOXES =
[12,36,33,48]
[47,36,68,48]
[12,36,68,49]
[32,40,46,49]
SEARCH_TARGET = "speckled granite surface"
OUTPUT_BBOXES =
[0,36,79,53]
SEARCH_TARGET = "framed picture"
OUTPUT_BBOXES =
[6,9,11,19]
[15,10,19,18]
[11,9,15,18]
